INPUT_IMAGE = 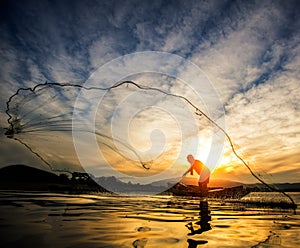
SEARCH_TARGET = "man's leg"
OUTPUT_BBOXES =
[198,182,208,197]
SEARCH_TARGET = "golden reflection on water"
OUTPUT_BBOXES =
[0,191,299,247]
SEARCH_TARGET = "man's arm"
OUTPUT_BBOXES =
[182,164,193,177]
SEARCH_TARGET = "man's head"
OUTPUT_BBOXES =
[187,154,195,165]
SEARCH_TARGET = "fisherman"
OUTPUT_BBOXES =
[183,154,210,197]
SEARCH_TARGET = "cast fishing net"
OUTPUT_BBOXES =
[4,52,296,209]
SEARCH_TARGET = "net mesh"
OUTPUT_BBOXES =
[4,80,296,207]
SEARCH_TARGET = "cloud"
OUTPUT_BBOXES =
[220,61,300,182]
[0,0,299,183]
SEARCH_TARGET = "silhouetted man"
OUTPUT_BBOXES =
[183,154,210,197]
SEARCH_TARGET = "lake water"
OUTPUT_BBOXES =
[0,191,299,247]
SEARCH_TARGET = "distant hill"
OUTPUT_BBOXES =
[0,164,59,183]
[150,177,181,187]
[1,165,298,194]
[96,176,167,193]
[0,164,108,192]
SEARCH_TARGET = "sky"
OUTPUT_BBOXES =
[0,0,299,184]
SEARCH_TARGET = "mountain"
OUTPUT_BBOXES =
[0,164,60,183]
[96,176,167,193]
[149,177,181,187]
[1,165,298,194]
[0,164,108,192]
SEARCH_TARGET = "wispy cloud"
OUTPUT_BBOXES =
[0,0,299,183]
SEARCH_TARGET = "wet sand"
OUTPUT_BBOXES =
[0,191,299,247]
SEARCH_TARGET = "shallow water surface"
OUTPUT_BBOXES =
[0,191,299,247]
